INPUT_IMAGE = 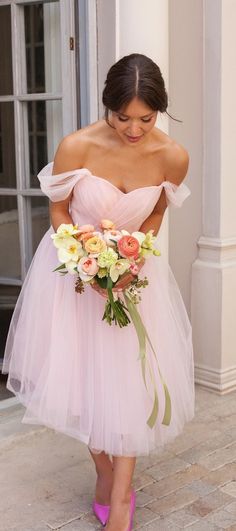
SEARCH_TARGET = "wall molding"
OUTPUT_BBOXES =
[195,235,236,266]
[194,363,236,394]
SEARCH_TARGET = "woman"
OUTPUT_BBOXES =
[2,54,194,530]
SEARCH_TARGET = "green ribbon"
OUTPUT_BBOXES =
[124,291,171,429]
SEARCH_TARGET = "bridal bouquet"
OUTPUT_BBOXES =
[51,219,160,326]
[51,220,171,429]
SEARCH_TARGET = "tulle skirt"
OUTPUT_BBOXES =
[2,226,194,457]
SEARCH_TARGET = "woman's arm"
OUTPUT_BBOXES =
[49,136,82,231]
[139,144,189,236]
[139,189,167,236]
[49,197,73,232]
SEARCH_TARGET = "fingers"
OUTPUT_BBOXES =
[137,258,145,271]
[113,279,133,291]
[91,284,107,298]
[115,273,133,286]
[90,262,145,296]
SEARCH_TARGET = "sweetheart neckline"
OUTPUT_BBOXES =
[42,162,181,196]
[83,169,170,195]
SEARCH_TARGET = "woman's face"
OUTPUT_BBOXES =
[110,97,157,147]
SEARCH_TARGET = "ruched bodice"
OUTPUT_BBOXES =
[38,162,191,232]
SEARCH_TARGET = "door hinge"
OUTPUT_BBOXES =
[69,37,74,51]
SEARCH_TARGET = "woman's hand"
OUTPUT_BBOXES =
[90,258,145,298]
[90,282,108,299]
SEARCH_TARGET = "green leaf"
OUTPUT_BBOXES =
[96,276,108,289]
[124,290,172,429]
[110,239,118,247]
[53,263,67,272]
[107,276,114,290]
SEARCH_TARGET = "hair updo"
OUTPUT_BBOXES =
[102,53,169,123]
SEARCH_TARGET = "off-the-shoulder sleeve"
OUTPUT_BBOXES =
[37,161,89,202]
[162,181,191,207]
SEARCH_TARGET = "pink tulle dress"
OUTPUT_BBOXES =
[2,163,195,457]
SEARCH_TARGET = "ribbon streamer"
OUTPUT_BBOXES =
[124,291,171,429]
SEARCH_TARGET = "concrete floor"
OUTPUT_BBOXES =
[1,386,236,530]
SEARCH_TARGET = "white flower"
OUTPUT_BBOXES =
[97,248,118,268]
[110,259,130,283]
[131,231,146,245]
[51,224,79,248]
[65,261,78,275]
[103,230,123,247]
[57,237,83,264]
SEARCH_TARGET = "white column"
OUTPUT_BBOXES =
[191,0,236,393]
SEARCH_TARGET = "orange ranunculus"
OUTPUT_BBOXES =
[117,235,140,260]
[78,231,95,243]
[84,236,107,255]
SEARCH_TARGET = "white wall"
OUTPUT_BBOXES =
[97,0,169,115]
[168,0,203,314]
[117,0,168,89]
[97,1,117,117]
[220,0,236,375]
[221,0,236,238]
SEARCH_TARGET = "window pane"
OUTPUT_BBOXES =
[0,197,21,280]
[0,284,21,300]
[0,308,14,367]
[0,103,16,188]
[31,196,50,253]
[26,99,62,188]
[0,372,14,399]
[0,6,13,96]
[0,285,20,371]
[24,2,62,94]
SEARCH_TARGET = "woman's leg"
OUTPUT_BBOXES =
[88,448,114,505]
[105,455,136,530]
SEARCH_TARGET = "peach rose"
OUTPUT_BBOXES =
[75,225,95,242]
[84,235,107,256]
[79,257,98,275]
[77,257,99,281]
[77,224,95,233]
[100,219,116,230]
[117,235,140,260]
[78,231,95,243]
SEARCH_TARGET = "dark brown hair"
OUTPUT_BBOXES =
[102,53,181,123]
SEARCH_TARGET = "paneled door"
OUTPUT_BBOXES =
[0,0,78,364]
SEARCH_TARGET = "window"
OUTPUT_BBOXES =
[0,0,77,364]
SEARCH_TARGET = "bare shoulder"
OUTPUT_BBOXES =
[152,129,189,185]
[163,141,189,185]
[52,121,103,174]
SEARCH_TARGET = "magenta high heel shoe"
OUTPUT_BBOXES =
[92,500,110,526]
[127,490,136,531]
